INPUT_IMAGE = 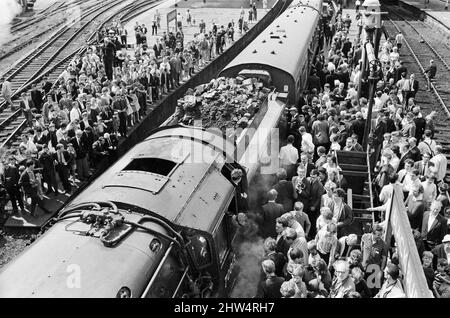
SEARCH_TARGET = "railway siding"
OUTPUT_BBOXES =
[383,3,450,183]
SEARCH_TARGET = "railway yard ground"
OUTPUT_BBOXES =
[0,0,274,269]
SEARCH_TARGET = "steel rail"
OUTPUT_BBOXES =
[0,0,159,150]
[10,0,88,34]
[384,17,450,119]
[0,0,125,108]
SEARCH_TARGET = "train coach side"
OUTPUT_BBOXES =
[219,0,324,104]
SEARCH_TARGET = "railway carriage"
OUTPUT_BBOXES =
[219,0,324,104]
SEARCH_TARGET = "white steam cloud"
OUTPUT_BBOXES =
[0,0,21,26]
[0,0,22,48]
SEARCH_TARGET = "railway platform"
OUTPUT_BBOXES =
[0,0,278,230]
[123,0,277,47]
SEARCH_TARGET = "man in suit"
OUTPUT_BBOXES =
[299,153,315,178]
[421,200,448,251]
[54,143,72,194]
[414,152,435,180]
[413,107,426,142]
[350,112,365,145]
[372,111,387,156]
[18,160,42,216]
[308,70,321,92]
[70,129,90,181]
[409,137,422,162]
[406,184,426,231]
[309,169,325,236]
[30,83,43,112]
[292,165,312,212]
[398,143,414,172]
[2,156,25,213]
[38,143,58,195]
[404,73,419,103]
[273,169,295,212]
[261,189,285,239]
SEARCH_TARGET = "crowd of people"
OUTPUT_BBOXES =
[232,4,450,298]
[0,8,250,218]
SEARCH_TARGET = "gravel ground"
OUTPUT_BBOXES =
[0,232,33,269]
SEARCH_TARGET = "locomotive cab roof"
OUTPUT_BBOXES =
[65,125,241,233]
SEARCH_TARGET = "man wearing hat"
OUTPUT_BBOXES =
[431,235,450,270]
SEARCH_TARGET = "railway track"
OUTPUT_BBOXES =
[10,0,89,34]
[0,0,103,62]
[383,4,450,182]
[0,0,162,152]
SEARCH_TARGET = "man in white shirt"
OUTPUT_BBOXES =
[418,130,437,157]
[421,174,437,208]
[430,145,447,183]
[279,135,299,180]
[70,101,82,122]
[299,126,314,156]
[1,77,13,109]
[395,32,404,51]
[379,173,399,204]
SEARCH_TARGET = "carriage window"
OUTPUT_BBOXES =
[187,235,212,268]
[214,218,229,265]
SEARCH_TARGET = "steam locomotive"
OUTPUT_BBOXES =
[0,0,327,297]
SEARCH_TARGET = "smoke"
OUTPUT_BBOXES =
[0,0,21,47]
[229,150,280,297]
[230,237,265,298]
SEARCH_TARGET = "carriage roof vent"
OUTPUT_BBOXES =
[283,34,287,38]
[279,40,283,44]
[252,49,257,53]
[294,20,298,23]
[262,39,266,43]
[270,51,276,55]
[122,158,176,176]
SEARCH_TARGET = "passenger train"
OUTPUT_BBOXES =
[0,0,329,298]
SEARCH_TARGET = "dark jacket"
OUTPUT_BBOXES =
[3,165,20,188]
[421,212,448,249]
[261,201,284,238]
[273,180,295,212]
[407,199,425,231]
[431,244,449,270]
[70,135,89,159]
[336,203,353,238]
[267,252,287,278]
[256,275,285,298]
[18,170,36,194]
[309,179,325,214]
